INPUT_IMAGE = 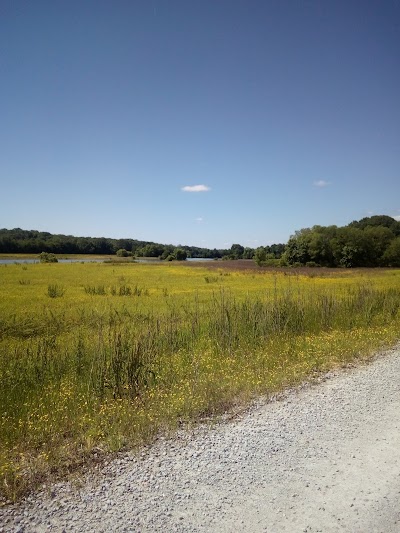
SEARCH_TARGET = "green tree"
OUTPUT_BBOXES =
[254,247,267,266]
[141,244,164,257]
[363,226,395,265]
[382,237,400,266]
[349,215,400,233]
[307,225,337,266]
[282,229,313,265]
[160,246,174,260]
[332,227,372,267]
[230,244,245,259]
[243,247,255,259]
[174,248,187,261]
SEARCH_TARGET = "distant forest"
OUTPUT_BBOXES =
[1,215,400,267]
[0,227,284,261]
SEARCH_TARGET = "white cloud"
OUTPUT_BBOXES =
[181,184,210,192]
[195,217,203,223]
[313,180,330,188]
[393,215,400,221]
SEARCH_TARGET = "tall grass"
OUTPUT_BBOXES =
[1,263,400,501]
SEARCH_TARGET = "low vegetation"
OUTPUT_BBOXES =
[1,261,400,502]
[38,252,58,263]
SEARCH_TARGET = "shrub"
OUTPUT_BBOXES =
[39,252,58,263]
[116,249,130,257]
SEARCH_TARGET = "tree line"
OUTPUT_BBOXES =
[0,228,284,261]
[280,215,400,267]
[0,228,220,258]
[2,215,399,267]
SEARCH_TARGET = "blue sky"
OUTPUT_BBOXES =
[1,1,399,249]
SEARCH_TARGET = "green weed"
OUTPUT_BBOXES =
[47,284,65,298]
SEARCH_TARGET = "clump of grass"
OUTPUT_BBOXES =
[84,285,106,295]
[118,285,131,296]
[110,285,132,296]
[204,276,219,283]
[47,284,65,298]
[109,285,148,297]
[132,285,149,296]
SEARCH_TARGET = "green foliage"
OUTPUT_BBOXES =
[160,247,174,260]
[284,216,400,268]
[254,247,267,266]
[47,284,64,298]
[383,237,400,266]
[254,246,284,266]
[230,244,245,259]
[84,285,107,295]
[282,229,312,266]
[174,248,187,261]
[243,247,255,259]
[204,276,219,283]
[116,248,130,257]
[349,215,400,235]
[0,228,219,258]
[39,252,58,263]
[0,228,286,264]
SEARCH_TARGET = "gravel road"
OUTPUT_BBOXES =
[2,346,400,533]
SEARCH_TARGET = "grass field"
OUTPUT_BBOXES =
[1,260,400,502]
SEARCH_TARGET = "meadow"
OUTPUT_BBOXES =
[1,260,400,502]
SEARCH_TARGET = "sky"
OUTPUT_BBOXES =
[1,1,399,249]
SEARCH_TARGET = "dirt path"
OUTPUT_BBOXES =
[2,346,400,532]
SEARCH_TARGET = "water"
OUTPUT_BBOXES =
[0,257,215,265]
[0,258,104,265]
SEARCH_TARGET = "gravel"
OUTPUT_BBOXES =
[2,345,400,532]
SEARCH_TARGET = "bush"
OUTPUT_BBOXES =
[39,252,58,263]
[254,247,267,266]
[116,249,130,257]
